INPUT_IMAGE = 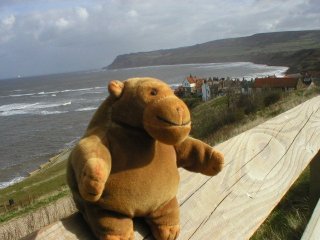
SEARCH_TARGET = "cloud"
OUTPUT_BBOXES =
[55,17,70,29]
[127,9,138,18]
[0,15,16,43]
[1,14,15,29]
[76,7,89,20]
[0,0,319,79]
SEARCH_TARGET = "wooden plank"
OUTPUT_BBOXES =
[301,199,320,240]
[179,95,320,240]
[23,95,320,240]
[22,213,95,240]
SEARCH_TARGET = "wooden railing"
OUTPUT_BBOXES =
[302,198,320,240]
[21,95,320,239]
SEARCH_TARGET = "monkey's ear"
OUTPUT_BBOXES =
[108,80,124,98]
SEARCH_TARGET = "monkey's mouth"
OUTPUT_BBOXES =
[156,116,191,126]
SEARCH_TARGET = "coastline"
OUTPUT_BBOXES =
[0,61,289,189]
[28,148,71,177]
[0,148,72,190]
[107,61,290,75]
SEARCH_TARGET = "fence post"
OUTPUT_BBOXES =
[310,150,320,211]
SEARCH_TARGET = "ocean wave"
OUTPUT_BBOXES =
[60,87,104,93]
[75,106,97,112]
[0,101,72,116]
[7,87,105,98]
[0,176,24,189]
[35,87,105,95]
[37,91,59,95]
[111,62,245,71]
[194,62,250,69]
[244,67,288,79]
[39,110,69,115]
[9,93,36,97]
[61,102,72,106]
[63,137,81,149]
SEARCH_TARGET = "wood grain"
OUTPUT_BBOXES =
[23,95,320,240]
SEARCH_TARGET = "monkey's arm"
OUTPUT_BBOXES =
[174,137,224,176]
[68,134,111,202]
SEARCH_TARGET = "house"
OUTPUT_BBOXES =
[303,71,320,86]
[201,79,226,101]
[181,75,197,94]
[253,77,299,91]
[241,80,253,95]
[195,78,205,96]
[210,81,221,97]
[201,80,211,101]
[217,78,242,96]
[178,74,255,101]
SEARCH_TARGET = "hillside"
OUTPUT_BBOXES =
[107,30,320,73]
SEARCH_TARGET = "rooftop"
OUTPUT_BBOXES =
[253,77,299,88]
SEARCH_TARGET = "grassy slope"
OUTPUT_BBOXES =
[0,151,70,222]
[0,86,319,239]
[196,88,319,146]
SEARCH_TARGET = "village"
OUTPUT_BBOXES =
[174,71,320,101]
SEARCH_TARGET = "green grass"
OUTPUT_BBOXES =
[191,87,320,146]
[0,153,70,222]
[0,160,67,204]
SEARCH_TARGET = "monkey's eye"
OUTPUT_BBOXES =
[150,88,158,96]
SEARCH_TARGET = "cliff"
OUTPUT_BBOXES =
[106,30,320,73]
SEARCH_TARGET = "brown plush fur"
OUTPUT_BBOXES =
[67,77,224,240]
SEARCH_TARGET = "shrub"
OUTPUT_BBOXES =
[223,109,245,124]
[264,91,282,107]
[237,94,260,115]
[191,101,245,139]
[191,111,219,139]
[182,97,202,109]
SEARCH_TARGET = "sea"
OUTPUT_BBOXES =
[0,62,288,189]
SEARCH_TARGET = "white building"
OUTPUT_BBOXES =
[201,81,211,101]
[182,76,197,94]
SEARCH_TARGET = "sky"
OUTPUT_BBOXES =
[0,0,319,79]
